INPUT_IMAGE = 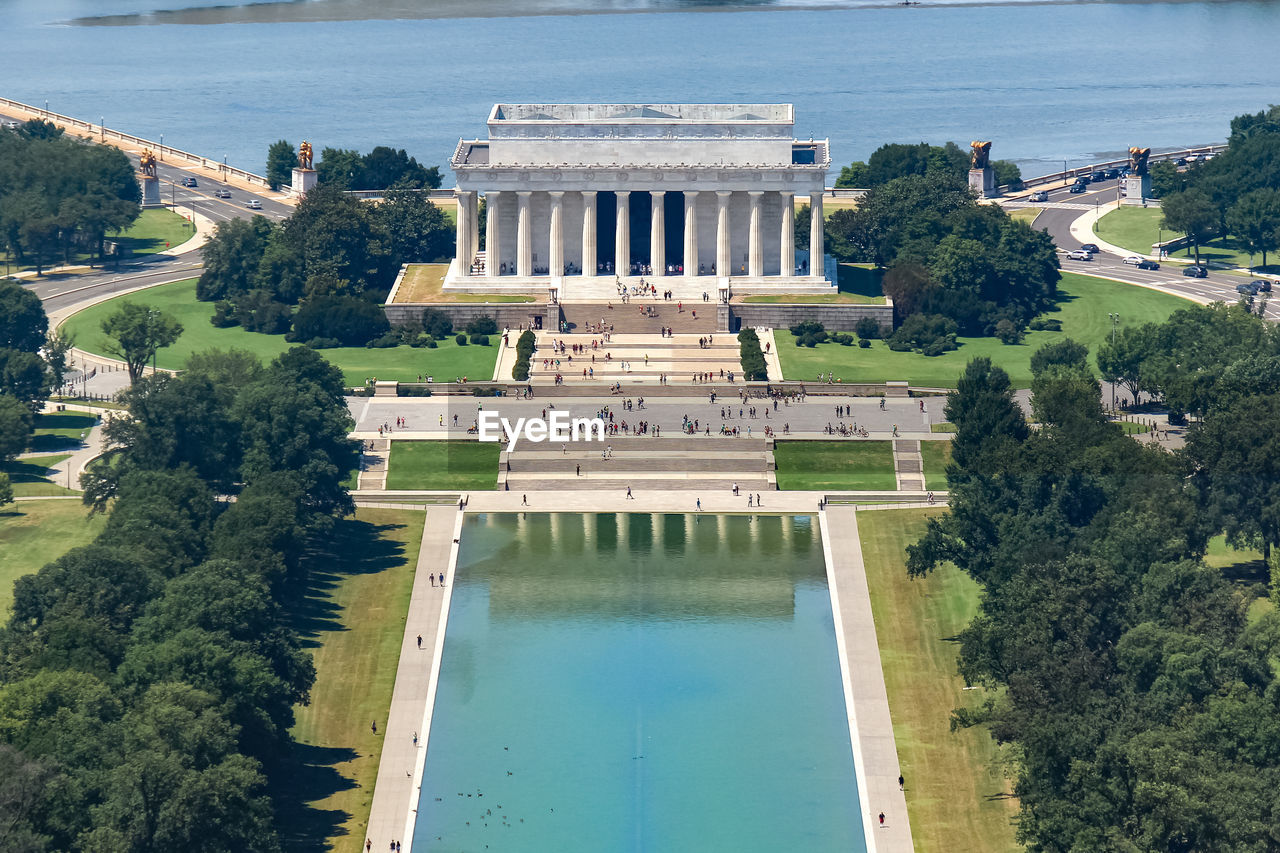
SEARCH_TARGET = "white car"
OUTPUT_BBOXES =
[1122,255,1144,265]
[244,199,262,210]
[1066,249,1093,261]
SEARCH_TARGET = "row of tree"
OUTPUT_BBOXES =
[835,141,1022,190]
[197,183,451,345]
[265,140,442,193]
[910,329,1280,849]
[0,120,141,274]
[1,345,359,850]
[1155,106,1280,268]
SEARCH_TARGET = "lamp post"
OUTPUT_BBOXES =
[160,133,164,161]
[43,99,48,117]
[100,116,104,141]
[1108,312,1120,411]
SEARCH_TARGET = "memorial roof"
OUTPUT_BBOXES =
[489,104,793,124]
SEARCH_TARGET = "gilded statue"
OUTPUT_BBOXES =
[299,141,313,171]
[139,149,157,178]
[1128,146,1150,176]
[970,140,992,170]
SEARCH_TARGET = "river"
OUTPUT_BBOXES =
[2,0,1277,178]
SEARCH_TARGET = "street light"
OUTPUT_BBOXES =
[160,133,164,161]
[1108,312,1120,411]
[100,116,104,141]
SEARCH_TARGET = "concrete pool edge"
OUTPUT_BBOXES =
[820,506,914,852]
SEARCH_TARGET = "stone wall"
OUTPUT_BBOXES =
[730,302,893,333]
[384,302,558,332]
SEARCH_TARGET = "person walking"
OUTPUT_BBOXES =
[626,486,634,499]
[416,634,422,649]
[522,494,528,506]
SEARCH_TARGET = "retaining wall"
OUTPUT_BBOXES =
[384,302,559,332]
[731,302,893,332]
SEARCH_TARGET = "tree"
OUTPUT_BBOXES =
[834,161,869,188]
[372,189,452,264]
[0,744,51,853]
[360,146,440,189]
[315,147,365,190]
[0,349,51,410]
[1161,188,1219,264]
[0,393,35,461]
[1096,323,1155,405]
[0,280,48,352]
[1029,338,1089,377]
[264,139,294,192]
[100,303,183,385]
[0,473,11,508]
[44,327,74,393]
[943,357,1028,473]
[1148,159,1181,199]
[991,159,1022,189]
[197,215,276,302]
[1225,187,1280,270]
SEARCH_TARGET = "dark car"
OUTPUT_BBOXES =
[1237,281,1260,296]
[1069,182,1087,194]
[1105,168,1120,179]
[1119,167,1130,178]
[1183,265,1208,278]
[1175,158,1188,167]
[1080,243,1100,254]
[1075,174,1091,184]
[181,176,197,187]
[1253,279,1273,293]
[1137,260,1160,270]
[1091,171,1107,183]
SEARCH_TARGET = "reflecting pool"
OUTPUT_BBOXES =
[415,512,864,851]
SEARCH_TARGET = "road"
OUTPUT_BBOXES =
[1003,178,1279,321]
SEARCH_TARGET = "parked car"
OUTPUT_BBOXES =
[1183,264,1208,278]
[1253,279,1273,292]
[214,189,232,199]
[181,176,197,187]
[1174,158,1188,167]
[244,199,263,210]
[1080,243,1100,254]
[1066,249,1093,261]
[1123,255,1144,265]
[1237,281,1260,296]
[1076,174,1092,184]
[1029,190,1049,202]
[1069,183,1087,194]
[1105,168,1120,179]
[1091,171,1107,183]
[1137,260,1160,270]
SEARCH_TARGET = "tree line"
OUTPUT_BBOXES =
[265,140,442,193]
[834,141,1022,190]
[909,336,1280,850]
[198,183,452,347]
[1154,105,1280,269]
[0,120,141,274]
[0,345,359,851]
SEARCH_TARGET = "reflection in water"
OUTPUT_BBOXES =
[64,0,1175,27]
[418,512,862,852]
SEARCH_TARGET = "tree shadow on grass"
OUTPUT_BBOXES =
[271,743,361,853]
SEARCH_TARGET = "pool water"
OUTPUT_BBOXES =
[415,513,865,852]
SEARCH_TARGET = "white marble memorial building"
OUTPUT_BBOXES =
[446,104,834,296]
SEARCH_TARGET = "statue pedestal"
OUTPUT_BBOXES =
[968,167,997,198]
[291,167,318,197]
[1123,174,1151,206]
[141,175,162,208]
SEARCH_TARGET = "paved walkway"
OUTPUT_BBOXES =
[821,506,914,852]
[364,507,461,852]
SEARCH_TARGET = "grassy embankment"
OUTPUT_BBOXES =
[919,440,953,491]
[1094,206,1277,274]
[1,208,194,272]
[773,440,896,490]
[741,263,887,305]
[385,441,500,490]
[275,507,425,853]
[776,272,1191,387]
[0,500,105,616]
[858,508,1020,853]
[62,278,499,386]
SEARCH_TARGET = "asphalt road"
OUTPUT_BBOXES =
[1004,179,1279,321]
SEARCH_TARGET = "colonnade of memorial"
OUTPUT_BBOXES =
[454,188,825,281]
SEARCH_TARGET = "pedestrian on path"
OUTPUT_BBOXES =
[440,570,446,586]
[417,634,422,649]
[879,812,885,826]
[522,494,528,505]
[899,774,905,790]
[696,498,702,511]
[756,493,762,506]
[372,720,377,734]
[430,573,436,587]
[626,486,633,499]
[413,731,418,745]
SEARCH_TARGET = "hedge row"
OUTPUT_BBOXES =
[738,328,768,381]
[512,329,536,381]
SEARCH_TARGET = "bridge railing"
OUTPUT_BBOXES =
[0,95,275,190]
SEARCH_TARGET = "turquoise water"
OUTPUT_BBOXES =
[415,512,864,852]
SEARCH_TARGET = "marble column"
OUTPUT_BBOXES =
[716,191,731,277]
[683,191,699,276]
[615,191,630,275]
[548,191,564,277]
[517,191,532,277]
[455,190,472,276]
[650,190,666,276]
[485,191,501,277]
[809,192,824,277]
[469,192,480,273]
[581,191,598,276]
[780,192,795,277]
[748,191,763,278]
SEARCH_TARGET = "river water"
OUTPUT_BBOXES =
[2,0,1277,178]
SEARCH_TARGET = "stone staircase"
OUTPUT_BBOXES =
[357,438,390,490]
[559,301,716,335]
[500,436,774,491]
[892,439,924,491]
[528,331,742,384]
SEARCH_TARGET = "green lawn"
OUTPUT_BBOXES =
[275,507,424,853]
[4,454,79,497]
[741,263,886,305]
[0,499,105,616]
[1,209,193,272]
[920,440,953,491]
[1010,207,1042,225]
[777,272,1192,387]
[386,440,500,490]
[930,422,956,434]
[61,278,499,386]
[773,440,896,490]
[1095,206,1277,273]
[1117,420,1151,435]
[28,409,97,453]
[858,508,1019,853]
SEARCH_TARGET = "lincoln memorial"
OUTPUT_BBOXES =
[446,104,834,296]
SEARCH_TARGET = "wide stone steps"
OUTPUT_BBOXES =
[508,456,770,473]
[559,301,717,334]
[507,476,773,492]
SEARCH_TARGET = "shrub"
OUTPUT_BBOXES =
[211,300,239,328]
[995,318,1023,345]
[367,332,400,348]
[832,333,855,346]
[859,338,871,348]
[1028,317,1062,332]
[421,309,453,339]
[789,319,825,338]
[289,295,388,346]
[738,328,768,381]
[469,333,490,346]
[305,337,343,349]
[455,333,468,346]
[512,329,536,381]
[855,316,881,340]
[396,385,432,397]
[887,313,958,354]
[465,316,498,336]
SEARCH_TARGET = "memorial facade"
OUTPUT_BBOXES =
[447,104,834,295]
